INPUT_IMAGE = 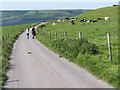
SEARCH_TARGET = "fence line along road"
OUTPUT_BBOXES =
[38,29,119,62]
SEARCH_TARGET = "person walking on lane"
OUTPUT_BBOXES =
[26,28,30,39]
[31,26,36,39]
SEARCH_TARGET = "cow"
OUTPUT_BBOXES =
[58,19,62,22]
[83,17,86,20]
[98,18,103,20]
[68,20,74,23]
[113,5,118,6]
[80,17,87,22]
[65,17,70,20]
[87,20,92,23]
[80,19,87,22]
[68,19,74,23]
[74,17,78,20]
[53,22,58,25]
[72,22,75,25]
[71,17,78,21]
[105,17,110,20]
[71,18,75,21]
[68,21,71,23]
[68,20,75,25]
[58,19,64,22]
[92,20,98,23]
[71,20,74,22]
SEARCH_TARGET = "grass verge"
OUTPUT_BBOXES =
[1,23,38,86]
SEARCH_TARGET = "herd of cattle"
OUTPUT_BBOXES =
[53,16,110,25]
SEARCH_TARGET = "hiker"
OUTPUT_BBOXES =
[26,28,30,39]
[31,26,36,39]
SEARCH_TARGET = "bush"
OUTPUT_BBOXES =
[40,24,46,28]
[43,20,47,22]
[80,42,99,54]
[51,38,99,59]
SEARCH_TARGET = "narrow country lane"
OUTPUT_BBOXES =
[3,23,114,88]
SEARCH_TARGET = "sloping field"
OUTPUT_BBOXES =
[36,6,118,88]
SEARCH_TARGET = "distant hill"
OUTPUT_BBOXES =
[1,10,90,26]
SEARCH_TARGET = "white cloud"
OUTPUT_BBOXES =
[0,0,120,2]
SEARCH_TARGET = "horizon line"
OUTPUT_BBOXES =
[0,8,95,11]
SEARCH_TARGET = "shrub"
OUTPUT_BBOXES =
[43,20,47,22]
[40,24,46,28]
[51,38,99,59]
[80,42,99,55]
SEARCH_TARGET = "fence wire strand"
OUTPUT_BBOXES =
[38,29,119,57]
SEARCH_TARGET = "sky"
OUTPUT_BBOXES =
[1,0,120,2]
[0,0,119,10]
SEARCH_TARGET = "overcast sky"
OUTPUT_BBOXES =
[0,0,119,10]
[1,0,120,2]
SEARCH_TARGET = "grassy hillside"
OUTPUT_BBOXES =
[36,6,118,88]
[1,10,90,26]
[1,11,28,20]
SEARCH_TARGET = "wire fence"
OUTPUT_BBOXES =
[2,28,25,42]
[37,29,119,62]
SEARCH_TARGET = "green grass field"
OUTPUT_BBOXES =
[36,6,118,88]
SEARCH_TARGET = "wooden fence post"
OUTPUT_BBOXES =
[8,34,9,37]
[39,30,41,34]
[107,33,112,62]
[49,32,51,40]
[55,32,57,40]
[5,35,7,40]
[43,30,45,35]
[79,32,82,39]
[37,28,39,33]
[2,36,4,41]
[64,32,67,40]
[9,33,11,36]
[45,31,47,39]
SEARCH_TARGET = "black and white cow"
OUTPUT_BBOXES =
[65,17,70,20]
[98,18,103,20]
[53,22,58,25]
[68,20,75,25]
[80,17,87,22]
[92,20,98,23]
[58,19,64,22]
[72,22,75,25]
[87,19,97,23]
[71,17,78,21]
[87,20,92,23]
[113,5,118,6]
[105,17,110,20]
